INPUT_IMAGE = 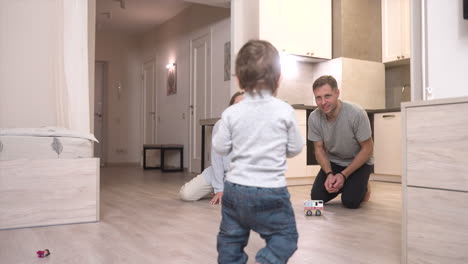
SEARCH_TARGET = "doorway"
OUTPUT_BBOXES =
[142,59,158,144]
[189,33,211,173]
[94,61,108,165]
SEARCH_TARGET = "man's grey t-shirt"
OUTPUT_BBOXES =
[308,101,373,166]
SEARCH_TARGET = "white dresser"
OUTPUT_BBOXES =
[402,97,468,263]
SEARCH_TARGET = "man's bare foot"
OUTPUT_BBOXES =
[363,183,371,202]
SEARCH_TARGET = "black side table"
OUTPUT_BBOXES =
[161,144,184,172]
[143,144,162,169]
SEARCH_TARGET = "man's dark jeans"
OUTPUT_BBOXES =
[311,162,373,209]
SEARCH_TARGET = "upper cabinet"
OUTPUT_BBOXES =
[381,0,410,63]
[259,0,332,60]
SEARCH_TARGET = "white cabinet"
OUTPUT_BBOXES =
[381,0,410,63]
[402,98,468,263]
[285,124,308,178]
[406,187,468,264]
[285,110,307,178]
[259,0,332,59]
[286,109,321,184]
[374,112,401,176]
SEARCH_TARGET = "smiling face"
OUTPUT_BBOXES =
[313,84,340,115]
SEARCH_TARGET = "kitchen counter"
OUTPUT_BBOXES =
[199,105,401,170]
[296,105,400,166]
[199,118,219,126]
[366,107,401,113]
[291,104,400,113]
[291,104,317,110]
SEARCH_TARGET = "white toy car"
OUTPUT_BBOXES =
[304,200,324,216]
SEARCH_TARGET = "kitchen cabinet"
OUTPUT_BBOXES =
[285,124,307,178]
[285,109,320,184]
[373,112,401,176]
[285,110,307,178]
[259,0,332,59]
[402,98,468,263]
[381,0,410,63]
[406,187,468,264]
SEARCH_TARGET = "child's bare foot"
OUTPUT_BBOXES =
[363,183,371,202]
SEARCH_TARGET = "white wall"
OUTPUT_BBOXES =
[426,0,468,99]
[89,0,96,132]
[277,58,385,109]
[0,0,92,132]
[94,4,229,165]
[95,32,142,164]
[230,0,259,94]
[211,18,232,117]
[341,58,385,109]
[385,65,411,108]
[0,0,60,127]
[277,62,322,106]
[139,5,230,167]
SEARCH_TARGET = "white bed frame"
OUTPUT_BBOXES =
[0,158,100,229]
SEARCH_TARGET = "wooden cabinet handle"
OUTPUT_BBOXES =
[382,114,396,118]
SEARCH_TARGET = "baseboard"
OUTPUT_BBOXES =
[287,176,315,186]
[105,162,140,167]
[287,174,400,185]
[371,173,401,183]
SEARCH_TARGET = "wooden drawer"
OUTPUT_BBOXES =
[406,187,468,264]
[406,102,468,192]
[0,158,99,229]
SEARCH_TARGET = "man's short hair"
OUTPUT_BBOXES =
[312,75,338,91]
[235,40,281,94]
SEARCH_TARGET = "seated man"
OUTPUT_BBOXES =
[179,91,244,204]
[308,75,373,209]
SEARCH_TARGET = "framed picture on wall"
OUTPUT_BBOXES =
[167,63,177,96]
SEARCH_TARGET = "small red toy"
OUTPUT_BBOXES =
[36,249,50,258]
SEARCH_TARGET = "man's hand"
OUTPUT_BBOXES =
[211,192,223,205]
[324,174,342,193]
[324,175,337,193]
[332,173,345,190]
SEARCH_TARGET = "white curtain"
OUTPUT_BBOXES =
[0,0,90,131]
[55,0,90,133]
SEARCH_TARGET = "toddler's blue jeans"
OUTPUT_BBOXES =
[217,181,298,264]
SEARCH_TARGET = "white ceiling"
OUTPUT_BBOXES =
[96,0,230,35]
[96,0,192,34]
[184,0,230,8]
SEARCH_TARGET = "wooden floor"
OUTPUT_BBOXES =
[0,167,401,263]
